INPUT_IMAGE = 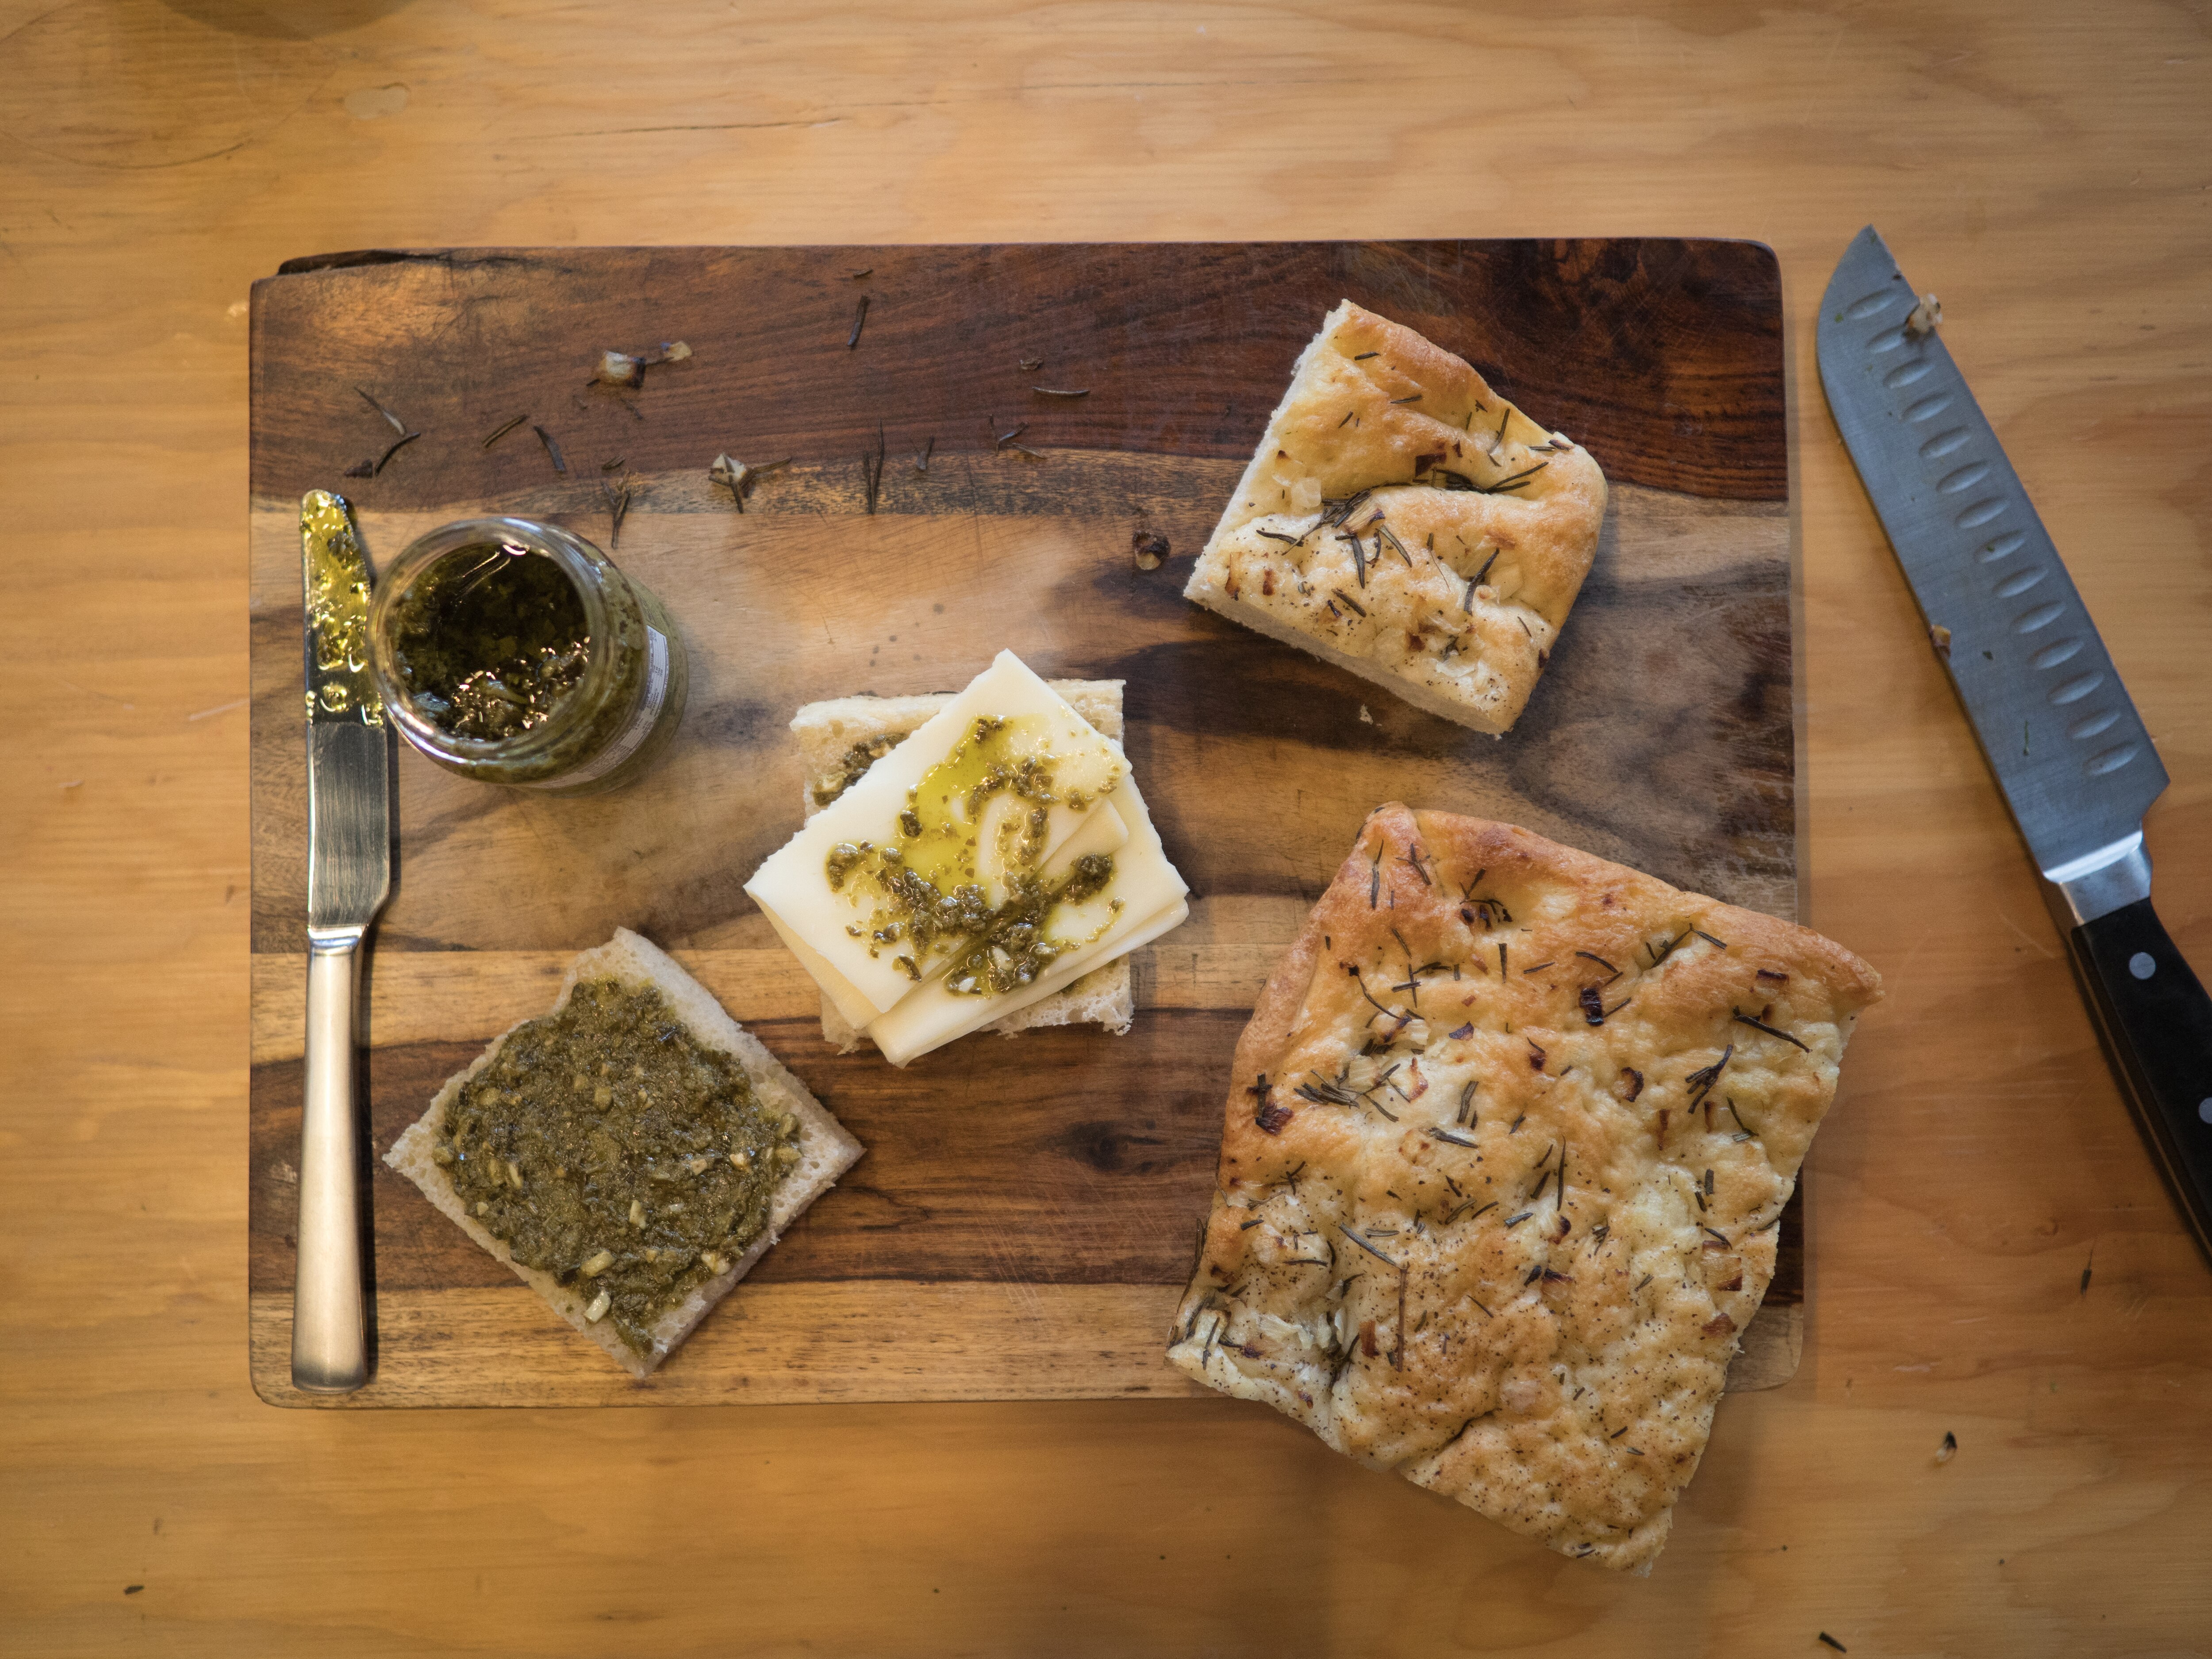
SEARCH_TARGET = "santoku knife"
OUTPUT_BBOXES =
[295,489,393,1390]
[1818,226,2212,1264]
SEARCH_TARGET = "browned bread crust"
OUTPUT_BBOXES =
[1184,303,1608,733]
[1166,806,1880,1571]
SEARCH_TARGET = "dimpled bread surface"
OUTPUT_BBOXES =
[1166,806,1880,1571]
[1183,301,1607,734]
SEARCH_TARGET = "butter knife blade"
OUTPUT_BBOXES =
[295,488,392,1391]
[303,489,392,930]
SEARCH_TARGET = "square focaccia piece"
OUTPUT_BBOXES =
[1166,806,1881,1571]
[1184,301,1607,734]
[791,680,1133,1053]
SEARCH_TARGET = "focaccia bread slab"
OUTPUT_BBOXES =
[386,928,863,1378]
[1184,301,1608,734]
[792,679,1132,1053]
[1165,806,1880,1571]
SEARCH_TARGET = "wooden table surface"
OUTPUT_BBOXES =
[3,2,2206,1653]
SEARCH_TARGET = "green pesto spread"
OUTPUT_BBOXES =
[822,714,1123,994]
[811,733,906,807]
[388,547,590,741]
[433,979,799,1354]
[939,852,1119,995]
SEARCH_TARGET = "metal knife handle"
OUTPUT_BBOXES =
[293,933,368,1392]
[2066,899,2212,1266]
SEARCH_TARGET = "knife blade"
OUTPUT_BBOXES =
[1818,226,2212,1264]
[296,488,393,1390]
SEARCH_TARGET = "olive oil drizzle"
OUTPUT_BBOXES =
[822,714,1125,990]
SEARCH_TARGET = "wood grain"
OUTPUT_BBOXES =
[5,1,2209,1653]
[242,241,1802,1406]
[246,240,1787,505]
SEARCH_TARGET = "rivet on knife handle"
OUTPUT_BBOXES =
[2067,896,2212,1266]
[294,491,393,1392]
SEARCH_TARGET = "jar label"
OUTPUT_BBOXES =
[524,626,671,790]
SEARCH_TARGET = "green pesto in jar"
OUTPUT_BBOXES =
[386,549,590,741]
[821,714,1124,994]
[433,979,800,1354]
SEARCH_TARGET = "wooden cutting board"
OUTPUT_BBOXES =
[246,240,1800,1407]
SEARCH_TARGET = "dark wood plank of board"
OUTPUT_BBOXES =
[248,1029,1808,1293]
[246,241,1801,1405]
[248,1014,1244,1295]
[251,240,1783,508]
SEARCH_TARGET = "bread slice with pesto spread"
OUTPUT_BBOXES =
[384,927,863,1378]
[789,679,1134,1053]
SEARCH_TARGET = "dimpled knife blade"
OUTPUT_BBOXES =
[1817,226,2163,875]
[295,489,392,1390]
[1819,227,2212,1266]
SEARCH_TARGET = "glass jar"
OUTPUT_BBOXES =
[366,516,688,795]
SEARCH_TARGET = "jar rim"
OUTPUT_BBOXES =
[366,516,630,767]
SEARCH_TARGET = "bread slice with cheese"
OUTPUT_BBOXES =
[385,928,863,1378]
[1166,806,1880,1571]
[791,680,1133,1054]
[1184,301,1608,734]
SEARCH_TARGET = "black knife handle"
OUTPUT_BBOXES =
[2067,898,2212,1266]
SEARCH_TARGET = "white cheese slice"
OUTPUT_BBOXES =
[745,651,1126,1019]
[1030,793,1133,880]
[871,897,1189,1068]
[865,772,1190,1067]
[764,781,1133,1038]
[757,906,880,1033]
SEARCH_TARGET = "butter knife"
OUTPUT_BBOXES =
[1818,227,2212,1264]
[295,489,393,1390]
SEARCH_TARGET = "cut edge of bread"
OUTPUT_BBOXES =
[1182,575,1513,735]
[791,679,1135,1052]
[383,927,863,1379]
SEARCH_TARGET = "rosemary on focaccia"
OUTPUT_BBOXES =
[1167,805,1880,1571]
[1183,302,1608,734]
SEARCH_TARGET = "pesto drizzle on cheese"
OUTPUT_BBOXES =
[820,713,1124,992]
[811,732,906,807]
[939,851,1121,996]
